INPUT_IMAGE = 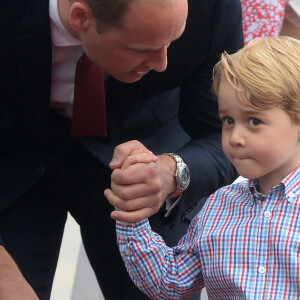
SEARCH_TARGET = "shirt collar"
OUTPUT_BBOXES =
[281,165,300,204]
[248,165,300,204]
[249,179,265,203]
[49,0,81,47]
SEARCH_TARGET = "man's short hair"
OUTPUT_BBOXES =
[84,0,132,33]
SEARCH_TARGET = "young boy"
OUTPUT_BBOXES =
[109,36,300,299]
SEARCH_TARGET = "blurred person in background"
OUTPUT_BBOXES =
[241,0,289,44]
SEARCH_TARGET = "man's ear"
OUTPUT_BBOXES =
[69,2,93,32]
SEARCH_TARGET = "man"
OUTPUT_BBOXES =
[0,0,243,299]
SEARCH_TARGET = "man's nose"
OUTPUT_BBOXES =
[146,47,168,72]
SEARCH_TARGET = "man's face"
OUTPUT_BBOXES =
[80,0,187,83]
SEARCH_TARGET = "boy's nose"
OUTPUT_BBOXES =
[230,127,246,147]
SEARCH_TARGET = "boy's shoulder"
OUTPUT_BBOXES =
[207,178,250,207]
[191,178,250,223]
[193,179,250,228]
[215,178,248,196]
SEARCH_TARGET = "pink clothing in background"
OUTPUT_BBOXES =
[242,0,289,44]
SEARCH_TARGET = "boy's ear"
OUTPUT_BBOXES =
[297,122,300,142]
[69,1,93,32]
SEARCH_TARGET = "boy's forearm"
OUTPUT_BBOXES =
[116,219,203,299]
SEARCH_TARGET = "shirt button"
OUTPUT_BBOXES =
[264,210,271,218]
[258,266,266,274]
[288,191,295,198]
[124,247,131,256]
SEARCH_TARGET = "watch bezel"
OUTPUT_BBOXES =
[163,153,190,199]
[177,163,190,190]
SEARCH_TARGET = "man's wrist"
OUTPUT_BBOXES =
[158,154,177,194]
[162,153,190,200]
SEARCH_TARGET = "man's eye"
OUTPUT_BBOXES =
[223,117,234,125]
[249,118,261,126]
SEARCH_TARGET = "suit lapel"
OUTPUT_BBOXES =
[15,0,52,133]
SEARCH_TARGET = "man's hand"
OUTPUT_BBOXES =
[0,246,39,300]
[105,140,177,222]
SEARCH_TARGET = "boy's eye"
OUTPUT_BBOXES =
[223,117,234,126]
[249,118,261,126]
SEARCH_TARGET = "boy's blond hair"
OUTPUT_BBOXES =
[213,36,300,121]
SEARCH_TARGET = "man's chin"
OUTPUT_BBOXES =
[112,71,149,83]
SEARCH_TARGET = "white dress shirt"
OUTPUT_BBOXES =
[49,0,83,118]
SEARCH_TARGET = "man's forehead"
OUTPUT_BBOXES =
[123,0,188,25]
[120,0,187,36]
[125,21,186,51]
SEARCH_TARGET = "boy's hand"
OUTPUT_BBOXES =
[105,141,176,222]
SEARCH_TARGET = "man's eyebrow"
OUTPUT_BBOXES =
[130,45,167,51]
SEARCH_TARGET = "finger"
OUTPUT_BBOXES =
[110,207,157,222]
[111,162,157,185]
[104,188,117,207]
[121,153,158,170]
[104,188,161,212]
[109,140,152,170]
[111,181,160,201]
[111,178,161,200]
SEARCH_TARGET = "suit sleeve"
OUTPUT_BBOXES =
[176,0,244,212]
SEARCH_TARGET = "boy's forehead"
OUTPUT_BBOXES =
[219,75,251,105]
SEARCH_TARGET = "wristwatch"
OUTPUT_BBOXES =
[163,153,190,199]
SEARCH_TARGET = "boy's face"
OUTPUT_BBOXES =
[218,76,300,190]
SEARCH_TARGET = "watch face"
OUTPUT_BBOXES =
[179,165,190,189]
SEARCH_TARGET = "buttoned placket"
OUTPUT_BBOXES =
[252,186,284,295]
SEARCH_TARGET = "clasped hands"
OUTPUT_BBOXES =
[104,140,177,222]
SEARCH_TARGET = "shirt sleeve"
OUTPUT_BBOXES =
[116,218,204,299]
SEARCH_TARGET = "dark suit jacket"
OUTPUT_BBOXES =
[1,0,243,220]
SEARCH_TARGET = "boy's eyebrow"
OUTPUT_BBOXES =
[218,108,231,114]
[218,107,265,115]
